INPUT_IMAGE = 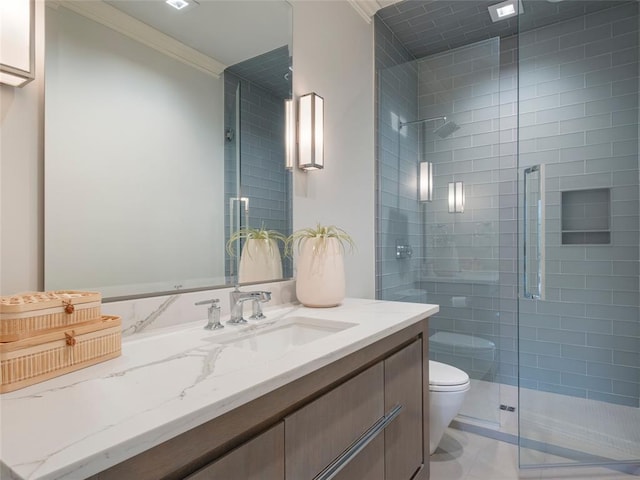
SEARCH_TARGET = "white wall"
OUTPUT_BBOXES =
[0,0,377,299]
[292,1,376,299]
[44,8,225,296]
[0,0,45,295]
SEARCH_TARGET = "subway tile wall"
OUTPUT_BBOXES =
[514,2,639,407]
[416,37,504,385]
[224,72,293,281]
[375,17,424,303]
[376,2,639,407]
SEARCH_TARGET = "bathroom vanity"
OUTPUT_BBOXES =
[0,299,438,480]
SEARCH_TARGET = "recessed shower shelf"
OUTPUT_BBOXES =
[561,189,611,245]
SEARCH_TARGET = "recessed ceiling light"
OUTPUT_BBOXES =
[166,0,189,10]
[166,0,200,12]
[488,0,524,22]
[497,4,515,17]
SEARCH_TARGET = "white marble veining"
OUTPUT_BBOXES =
[104,280,297,337]
[0,298,438,480]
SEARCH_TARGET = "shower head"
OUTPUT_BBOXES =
[433,119,460,138]
[399,115,460,138]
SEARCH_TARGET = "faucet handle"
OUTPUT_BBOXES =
[249,291,271,320]
[195,299,220,306]
[195,299,223,330]
[260,291,272,302]
[250,298,266,320]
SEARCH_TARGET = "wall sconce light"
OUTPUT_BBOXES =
[285,98,295,170]
[419,162,433,202]
[448,181,464,213]
[0,0,35,87]
[297,92,324,171]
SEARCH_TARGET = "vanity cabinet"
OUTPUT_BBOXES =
[285,363,385,479]
[91,319,429,480]
[285,339,423,480]
[185,423,284,480]
[385,338,424,479]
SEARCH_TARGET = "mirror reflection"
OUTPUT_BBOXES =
[44,0,292,299]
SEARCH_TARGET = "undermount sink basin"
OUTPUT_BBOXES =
[210,316,357,353]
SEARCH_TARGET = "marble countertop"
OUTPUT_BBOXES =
[0,298,438,480]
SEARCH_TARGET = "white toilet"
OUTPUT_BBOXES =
[429,360,470,454]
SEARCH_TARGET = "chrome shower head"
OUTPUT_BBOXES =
[433,119,460,138]
[398,116,460,138]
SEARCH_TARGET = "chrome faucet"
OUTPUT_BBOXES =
[229,287,271,324]
[195,298,222,330]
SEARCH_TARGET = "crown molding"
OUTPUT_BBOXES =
[46,0,226,78]
[347,0,383,24]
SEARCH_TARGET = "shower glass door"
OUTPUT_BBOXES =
[376,33,504,428]
[517,0,640,468]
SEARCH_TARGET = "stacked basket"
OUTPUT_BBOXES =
[0,291,121,393]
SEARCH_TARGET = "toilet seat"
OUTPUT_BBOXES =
[429,360,470,392]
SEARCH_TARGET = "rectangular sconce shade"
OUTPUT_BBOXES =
[285,98,295,170]
[419,162,433,202]
[448,181,464,213]
[298,92,324,171]
[0,0,34,87]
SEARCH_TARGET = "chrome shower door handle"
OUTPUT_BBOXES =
[523,164,545,300]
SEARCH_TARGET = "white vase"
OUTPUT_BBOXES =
[238,239,283,283]
[295,237,345,307]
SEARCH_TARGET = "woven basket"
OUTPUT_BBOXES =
[0,315,121,393]
[0,291,102,342]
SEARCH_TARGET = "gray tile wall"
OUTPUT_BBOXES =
[375,2,639,407]
[376,17,424,302]
[224,72,293,280]
[416,38,504,383]
[224,74,239,279]
[513,2,639,407]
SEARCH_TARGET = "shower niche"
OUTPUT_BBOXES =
[561,188,611,245]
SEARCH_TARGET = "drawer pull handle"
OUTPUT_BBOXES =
[314,404,404,480]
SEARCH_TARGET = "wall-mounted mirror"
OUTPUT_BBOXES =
[44,0,292,299]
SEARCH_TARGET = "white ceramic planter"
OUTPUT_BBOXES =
[295,237,345,307]
[238,239,283,283]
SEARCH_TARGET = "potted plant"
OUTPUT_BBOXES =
[227,226,286,283]
[287,224,355,307]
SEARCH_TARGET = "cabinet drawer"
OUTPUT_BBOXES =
[385,338,424,479]
[285,363,384,479]
[185,423,284,480]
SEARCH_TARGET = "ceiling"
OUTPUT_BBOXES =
[376,0,630,59]
[105,0,291,67]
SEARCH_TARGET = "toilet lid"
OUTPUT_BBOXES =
[429,360,470,386]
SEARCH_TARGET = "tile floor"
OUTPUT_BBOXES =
[461,380,640,462]
[430,428,640,480]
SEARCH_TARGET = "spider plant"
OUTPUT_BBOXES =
[286,224,355,256]
[226,225,287,258]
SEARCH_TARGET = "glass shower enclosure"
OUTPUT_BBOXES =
[375,0,639,470]
[516,0,640,469]
[376,28,505,428]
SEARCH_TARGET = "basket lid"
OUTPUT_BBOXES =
[0,291,101,313]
